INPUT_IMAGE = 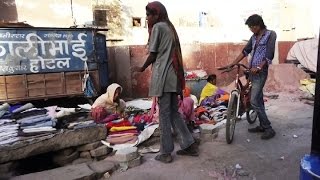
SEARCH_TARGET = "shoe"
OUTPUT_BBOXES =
[194,138,201,145]
[261,129,276,140]
[155,154,173,163]
[248,126,265,133]
[176,143,199,156]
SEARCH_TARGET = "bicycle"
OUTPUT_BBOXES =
[218,63,258,144]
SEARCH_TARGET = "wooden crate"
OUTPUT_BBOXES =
[0,70,100,102]
[5,75,26,99]
[0,76,6,100]
[65,72,82,94]
[27,74,45,97]
[45,73,64,95]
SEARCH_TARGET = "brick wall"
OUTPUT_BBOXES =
[108,41,295,98]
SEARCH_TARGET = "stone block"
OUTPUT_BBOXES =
[0,161,17,173]
[114,147,138,162]
[201,132,219,142]
[199,124,215,134]
[88,160,117,178]
[104,172,111,179]
[119,156,142,168]
[80,151,92,159]
[11,163,96,180]
[94,154,109,161]
[139,136,160,147]
[77,141,102,152]
[0,126,107,164]
[56,148,75,156]
[0,172,14,179]
[90,146,112,157]
[199,124,219,134]
[72,158,93,165]
[53,151,79,166]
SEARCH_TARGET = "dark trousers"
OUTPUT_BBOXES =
[159,92,195,154]
[250,70,272,129]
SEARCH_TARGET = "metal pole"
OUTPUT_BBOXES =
[311,29,320,154]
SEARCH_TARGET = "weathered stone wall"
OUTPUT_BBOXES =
[107,41,295,98]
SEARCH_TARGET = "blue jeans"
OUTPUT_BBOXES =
[159,92,195,154]
[250,69,272,129]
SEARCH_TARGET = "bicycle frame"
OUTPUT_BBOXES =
[219,63,257,143]
[229,64,252,117]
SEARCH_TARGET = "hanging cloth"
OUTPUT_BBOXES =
[82,60,97,98]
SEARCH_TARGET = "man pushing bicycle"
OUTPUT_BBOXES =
[226,14,277,140]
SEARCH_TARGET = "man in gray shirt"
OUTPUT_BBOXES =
[133,1,198,163]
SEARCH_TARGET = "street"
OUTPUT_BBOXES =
[110,93,313,180]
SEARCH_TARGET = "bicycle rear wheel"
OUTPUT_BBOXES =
[226,92,238,144]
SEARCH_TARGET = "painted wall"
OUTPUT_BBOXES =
[106,0,320,45]
[108,43,246,98]
[1,0,318,43]
[0,0,92,28]
[1,0,318,99]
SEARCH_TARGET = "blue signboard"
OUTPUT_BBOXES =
[0,29,97,75]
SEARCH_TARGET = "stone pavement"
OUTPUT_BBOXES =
[109,93,314,180]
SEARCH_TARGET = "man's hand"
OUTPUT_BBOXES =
[131,66,144,73]
[250,67,260,75]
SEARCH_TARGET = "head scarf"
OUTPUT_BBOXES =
[183,86,191,97]
[146,1,186,94]
[105,83,122,103]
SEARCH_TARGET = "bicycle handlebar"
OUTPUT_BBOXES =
[217,63,250,73]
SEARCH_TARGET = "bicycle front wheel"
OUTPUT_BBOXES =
[226,92,238,144]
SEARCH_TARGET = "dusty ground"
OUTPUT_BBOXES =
[110,92,314,180]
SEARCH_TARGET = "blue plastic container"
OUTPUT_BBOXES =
[186,79,207,99]
[300,154,320,179]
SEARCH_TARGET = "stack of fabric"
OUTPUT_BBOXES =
[185,70,207,80]
[14,107,57,136]
[18,114,57,135]
[0,121,19,145]
[194,105,227,126]
[68,120,97,129]
[106,119,138,145]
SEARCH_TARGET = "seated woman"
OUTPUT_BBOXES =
[91,83,126,123]
[178,87,196,131]
[199,74,229,107]
[183,86,198,106]
[199,74,218,105]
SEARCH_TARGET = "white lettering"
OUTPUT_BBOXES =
[71,33,87,61]
[29,59,41,73]
[0,45,6,57]
[49,41,69,56]
[56,58,70,69]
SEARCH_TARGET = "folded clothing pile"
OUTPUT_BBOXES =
[17,113,57,135]
[68,120,97,129]
[194,105,227,126]
[11,105,58,136]
[0,123,19,145]
[106,119,138,145]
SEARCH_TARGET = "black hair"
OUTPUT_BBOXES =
[207,74,216,82]
[146,6,156,16]
[245,14,266,29]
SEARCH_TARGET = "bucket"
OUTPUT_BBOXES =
[300,154,320,180]
[185,79,207,100]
